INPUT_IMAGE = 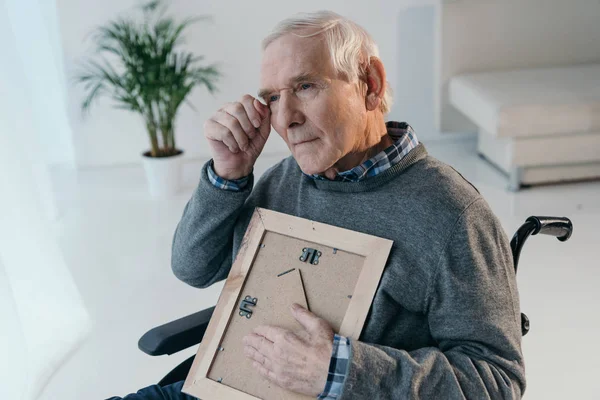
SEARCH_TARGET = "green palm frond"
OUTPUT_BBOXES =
[73,0,220,157]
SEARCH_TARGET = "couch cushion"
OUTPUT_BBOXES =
[478,128,600,170]
[449,64,600,138]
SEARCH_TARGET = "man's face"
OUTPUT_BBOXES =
[259,33,367,175]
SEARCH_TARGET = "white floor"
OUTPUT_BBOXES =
[40,138,600,400]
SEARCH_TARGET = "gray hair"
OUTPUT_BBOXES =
[262,10,393,115]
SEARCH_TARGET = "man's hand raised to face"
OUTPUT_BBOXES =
[204,94,271,180]
[243,303,335,397]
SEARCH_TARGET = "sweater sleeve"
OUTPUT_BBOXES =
[338,198,526,400]
[171,160,254,288]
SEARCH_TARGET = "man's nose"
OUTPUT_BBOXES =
[276,91,304,129]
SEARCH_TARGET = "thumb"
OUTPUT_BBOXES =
[290,303,324,333]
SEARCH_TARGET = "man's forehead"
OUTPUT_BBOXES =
[259,33,332,90]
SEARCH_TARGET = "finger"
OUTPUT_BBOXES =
[290,303,328,334]
[253,98,268,119]
[253,361,278,383]
[253,99,270,126]
[223,100,258,139]
[204,118,240,153]
[240,95,263,132]
[254,100,272,140]
[212,110,249,152]
[252,325,288,343]
[243,332,275,357]
[293,328,311,343]
[244,345,272,368]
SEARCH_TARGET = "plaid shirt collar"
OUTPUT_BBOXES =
[306,121,419,182]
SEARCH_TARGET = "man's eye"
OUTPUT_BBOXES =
[269,94,279,102]
[300,83,312,90]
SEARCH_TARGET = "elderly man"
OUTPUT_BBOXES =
[111,10,525,400]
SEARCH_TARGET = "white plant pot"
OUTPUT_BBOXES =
[141,150,184,198]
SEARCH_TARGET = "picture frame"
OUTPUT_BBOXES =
[183,207,393,399]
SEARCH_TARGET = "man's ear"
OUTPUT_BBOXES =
[364,57,386,112]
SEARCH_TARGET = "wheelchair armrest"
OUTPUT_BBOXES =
[138,306,215,356]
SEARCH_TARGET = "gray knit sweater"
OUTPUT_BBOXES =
[172,144,525,399]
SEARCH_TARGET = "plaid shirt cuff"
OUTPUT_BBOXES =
[318,334,351,399]
[206,160,250,192]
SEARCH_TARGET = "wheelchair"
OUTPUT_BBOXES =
[138,216,573,387]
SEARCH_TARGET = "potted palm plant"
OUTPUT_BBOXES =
[74,0,220,197]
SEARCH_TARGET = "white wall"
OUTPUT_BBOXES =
[395,4,437,140]
[57,0,423,167]
[437,0,600,132]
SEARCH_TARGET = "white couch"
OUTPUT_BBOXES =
[448,64,600,190]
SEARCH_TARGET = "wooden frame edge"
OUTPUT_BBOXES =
[257,208,390,256]
[184,377,262,400]
[339,240,393,338]
[183,209,266,397]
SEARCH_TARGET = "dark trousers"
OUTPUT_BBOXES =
[107,380,197,400]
